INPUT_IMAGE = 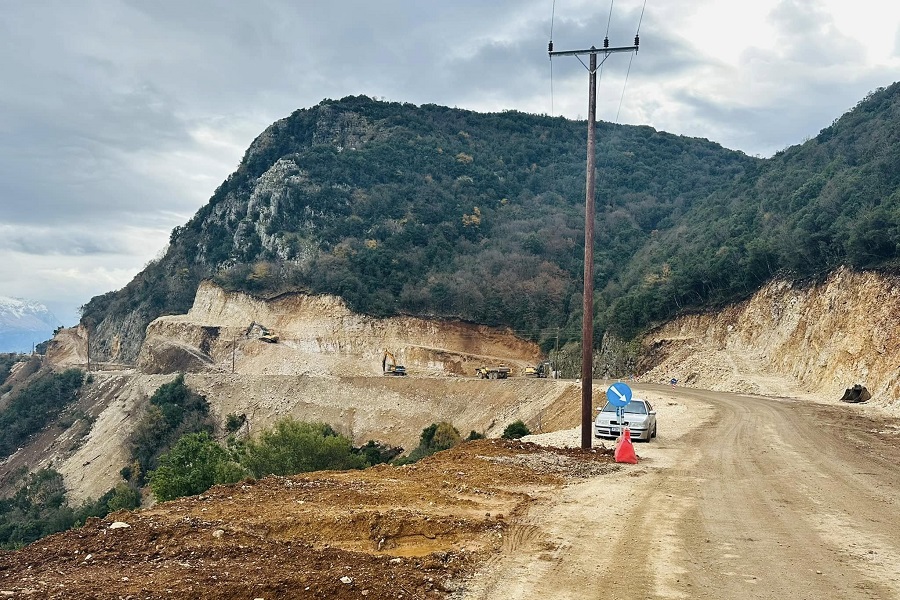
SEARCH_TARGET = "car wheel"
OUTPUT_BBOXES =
[651,424,657,439]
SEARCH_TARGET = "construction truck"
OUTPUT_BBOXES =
[476,365,511,379]
[525,360,555,378]
[535,360,555,378]
[382,350,407,376]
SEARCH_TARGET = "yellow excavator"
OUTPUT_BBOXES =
[382,350,407,376]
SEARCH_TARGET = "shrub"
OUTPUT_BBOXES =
[149,432,245,502]
[354,440,403,465]
[126,374,214,484]
[394,421,462,465]
[225,413,247,433]
[239,418,366,478]
[501,420,531,439]
[105,483,142,513]
[431,422,461,450]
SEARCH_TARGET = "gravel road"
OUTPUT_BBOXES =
[463,383,900,599]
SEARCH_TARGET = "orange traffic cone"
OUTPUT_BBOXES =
[614,428,638,464]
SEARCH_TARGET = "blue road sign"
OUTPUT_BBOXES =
[606,382,632,407]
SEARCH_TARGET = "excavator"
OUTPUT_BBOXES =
[381,350,407,376]
[524,360,555,378]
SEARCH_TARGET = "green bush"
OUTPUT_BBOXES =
[149,432,246,502]
[501,420,531,439]
[354,440,403,465]
[239,419,366,478]
[126,374,214,484]
[394,421,462,465]
[0,470,141,548]
[431,422,462,450]
[146,419,403,503]
[104,483,142,513]
[225,412,247,433]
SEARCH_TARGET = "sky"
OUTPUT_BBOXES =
[1,0,899,326]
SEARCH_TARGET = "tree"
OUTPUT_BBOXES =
[393,421,463,465]
[239,419,366,478]
[149,432,244,502]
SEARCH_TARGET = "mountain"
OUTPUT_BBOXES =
[0,297,61,353]
[80,84,900,363]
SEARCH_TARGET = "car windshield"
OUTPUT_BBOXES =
[601,401,647,414]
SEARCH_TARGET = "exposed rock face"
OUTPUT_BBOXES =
[44,324,88,366]
[138,281,543,377]
[28,267,900,505]
[639,268,900,406]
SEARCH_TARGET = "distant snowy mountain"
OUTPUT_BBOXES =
[0,296,62,353]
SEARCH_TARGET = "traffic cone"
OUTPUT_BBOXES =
[614,428,638,464]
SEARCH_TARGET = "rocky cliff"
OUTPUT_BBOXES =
[137,281,542,377]
[639,268,900,407]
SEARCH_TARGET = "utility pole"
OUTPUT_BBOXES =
[549,36,639,449]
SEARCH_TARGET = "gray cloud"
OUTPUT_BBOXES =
[0,0,898,324]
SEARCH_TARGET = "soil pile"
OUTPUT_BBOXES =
[0,439,615,600]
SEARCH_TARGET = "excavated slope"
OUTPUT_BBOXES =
[639,267,900,408]
[137,281,542,377]
[28,282,573,503]
[29,267,900,504]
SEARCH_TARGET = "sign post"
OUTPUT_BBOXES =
[606,382,632,437]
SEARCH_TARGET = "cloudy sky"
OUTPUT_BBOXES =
[2,0,899,326]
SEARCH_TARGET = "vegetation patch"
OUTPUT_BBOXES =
[0,368,85,459]
[0,468,139,549]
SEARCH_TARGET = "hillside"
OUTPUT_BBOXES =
[12,261,897,507]
[80,96,758,363]
[638,267,900,406]
[81,84,900,363]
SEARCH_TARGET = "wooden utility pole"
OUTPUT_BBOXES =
[549,37,639,449]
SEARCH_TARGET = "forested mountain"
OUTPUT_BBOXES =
[82,84,900,361]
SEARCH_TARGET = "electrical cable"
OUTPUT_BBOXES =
[615,52,635,123]
[614,0,646,123]
[636,0,647,35]
[605,1,615,39]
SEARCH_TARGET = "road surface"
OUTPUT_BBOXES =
[463,384,900,599]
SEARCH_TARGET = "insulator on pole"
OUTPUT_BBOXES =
[548,40,554,52]
[634,34,640,48]
[603,36,609,48]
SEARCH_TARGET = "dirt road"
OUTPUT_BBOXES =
[463,384,900,599]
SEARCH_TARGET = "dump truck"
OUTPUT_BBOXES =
[476,365,511,379]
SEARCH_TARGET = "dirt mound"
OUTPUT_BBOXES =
[44,325,88,367]
[0,439,614,599]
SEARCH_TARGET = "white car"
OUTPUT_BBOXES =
[594,399,657,442]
